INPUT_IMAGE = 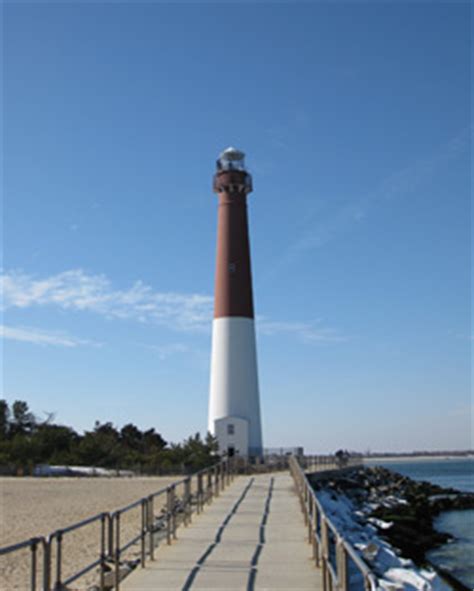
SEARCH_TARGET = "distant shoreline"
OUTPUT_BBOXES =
[364,455,473,463]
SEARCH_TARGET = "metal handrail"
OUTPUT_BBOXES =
[0,537,45,591]
[0,537,42,556]
[48,511,111,591]
[0,457,235,591]
[289,456,377,591]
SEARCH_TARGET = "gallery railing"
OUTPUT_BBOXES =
[289,455,377,591]
[0,458,234,591]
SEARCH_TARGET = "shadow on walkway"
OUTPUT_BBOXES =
[181,478,256,590]
[247,477,274,591]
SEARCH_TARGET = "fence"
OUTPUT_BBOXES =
[297,455,364,472]
[289,456,377,591]
[0,458,234,591]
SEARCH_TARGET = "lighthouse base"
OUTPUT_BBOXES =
[208,317,263,457]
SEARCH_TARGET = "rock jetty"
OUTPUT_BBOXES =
[309,466,474,591]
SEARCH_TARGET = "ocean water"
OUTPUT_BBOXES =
[370,458,474,493]
[368,458,474,589]
[428,510,474,590]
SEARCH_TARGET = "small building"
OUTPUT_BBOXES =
[214,416,249,457]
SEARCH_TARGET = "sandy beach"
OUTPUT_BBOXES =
[0,476,179,590]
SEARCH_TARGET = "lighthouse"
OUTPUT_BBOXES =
[208,147,263,458]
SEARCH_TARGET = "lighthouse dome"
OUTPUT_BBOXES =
[217,147,246,171]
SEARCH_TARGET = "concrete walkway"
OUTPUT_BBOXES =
[122,473,322,590]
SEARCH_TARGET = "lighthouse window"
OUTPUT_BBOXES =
[229,263,236,274]
[227,424,235,435]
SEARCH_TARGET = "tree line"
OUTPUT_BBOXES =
[0,399,218,475]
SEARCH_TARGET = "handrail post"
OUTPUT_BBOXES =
[185,477,191,525]
[42,538,50,591]
[201,471,206,506]
[337,539,348,591]
[140,500,146,567]
[304,486,309,526]
[197,473,203,513]
[114,513,121,591]
[30,538,38,591]
[100,514,106,591]
[148,496,155,561]
[313,505,320,567]
[307,495,313,543]
[207,469,213,504]
[299,475,306,519]
[195,475,200,514]
[214,465,219,497]
[108,513,114,561]
[172,485,177,540]
[189,477,193,523]
[166,487,172,545]
[321,518,329,591]
[53,531,62,591]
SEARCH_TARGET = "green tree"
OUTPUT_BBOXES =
[120,423,143,452]
[0,440,12,464]
[205,432,219,455]
[9,434,33,470]
[78,422,121,468]
[11,400,36,436]
[0,399,219,475]
[143,428,167,455]
[0,400,9,440]
[31,424,79,465]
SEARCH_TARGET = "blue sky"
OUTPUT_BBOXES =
[2,1,471,452]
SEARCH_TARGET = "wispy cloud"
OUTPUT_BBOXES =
[1,269,213,332]
[452,332,474,341]
[1,269,346,345]
[0,325,97,348]
[258,318,347,343]
[263,127,470,280]
[149,342,191,361]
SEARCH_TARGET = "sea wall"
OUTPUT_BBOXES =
[308,466,474,591]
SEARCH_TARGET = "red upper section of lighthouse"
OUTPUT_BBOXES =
[213,148,255,320]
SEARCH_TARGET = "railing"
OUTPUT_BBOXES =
[289,456,377,591]
[0,537,47,591]
[0,458,234,591]
[299,455,364,472]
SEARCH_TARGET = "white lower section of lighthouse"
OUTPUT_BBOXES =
[208,317,263,457]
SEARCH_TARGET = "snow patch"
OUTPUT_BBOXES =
[315,489,450,591]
